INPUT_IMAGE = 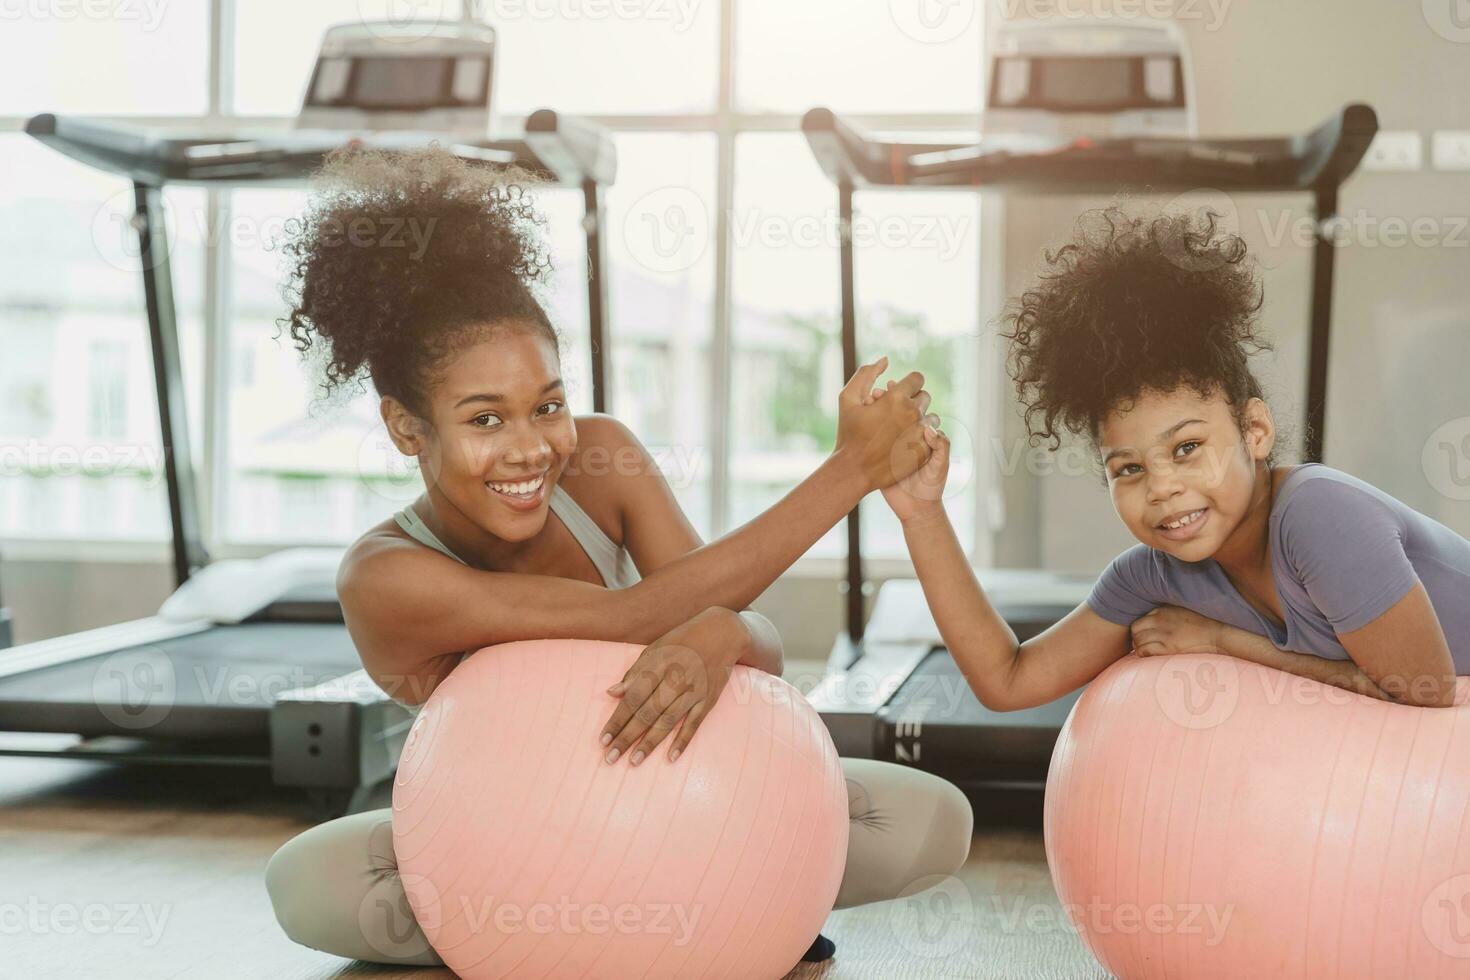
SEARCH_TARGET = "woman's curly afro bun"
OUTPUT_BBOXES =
[999,206,1280,468]
[279,143,557,416]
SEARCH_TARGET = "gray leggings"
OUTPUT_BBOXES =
[265,757,973,966]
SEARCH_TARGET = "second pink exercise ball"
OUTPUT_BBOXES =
[1045,652,1470,980]
[393,638,849,980]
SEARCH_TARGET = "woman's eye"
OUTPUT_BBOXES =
[538,401,564,416]
[1117,463,1141,477]
[471,413,502,428]
[1176,440,1201,457]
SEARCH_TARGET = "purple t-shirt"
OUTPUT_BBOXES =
[1086,463,1470,674]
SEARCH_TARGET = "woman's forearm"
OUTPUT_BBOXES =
[614,453,869,642]
[1216,626,1396,702]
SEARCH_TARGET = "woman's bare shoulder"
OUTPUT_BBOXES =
[560,413,643,541]
[339,514,426,591]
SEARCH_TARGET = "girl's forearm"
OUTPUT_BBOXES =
[619,453,869,642]
[1216,626,1396,702]
[899,508,1019,707]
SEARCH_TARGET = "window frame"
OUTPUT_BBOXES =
[0,0,994,568]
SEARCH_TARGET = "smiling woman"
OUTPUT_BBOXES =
[262,144,973,971]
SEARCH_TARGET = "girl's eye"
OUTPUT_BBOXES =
[538,401,564,417]
[471,413,502,428]
[1115,440,1201,478]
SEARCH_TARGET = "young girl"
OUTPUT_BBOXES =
[262,146,973,968]
[875,207,1469,715]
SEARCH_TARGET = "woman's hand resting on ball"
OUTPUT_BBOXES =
[599,607,751,767]
[1129,605,1227,658]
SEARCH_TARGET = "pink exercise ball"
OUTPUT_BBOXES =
[392,639,849,980]
[1045,652,1470,980]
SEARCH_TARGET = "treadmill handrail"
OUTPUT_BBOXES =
[25,111,617,188]
[800,103,1378,192]
[0,616,211,680]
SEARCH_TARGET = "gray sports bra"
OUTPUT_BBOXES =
[392,484,641,589]
[390,486,641,709]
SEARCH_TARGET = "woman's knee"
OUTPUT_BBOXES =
[839,759,974,902]
[265,822,347,951]
[916,774,974,877]
[264,810,442,966]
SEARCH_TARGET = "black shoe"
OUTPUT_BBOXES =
[801,933,836,962]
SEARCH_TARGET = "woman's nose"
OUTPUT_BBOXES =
[504,430,551,467]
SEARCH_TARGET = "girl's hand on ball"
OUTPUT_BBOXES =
[600,607,746,766]
[1129,605,1227,658]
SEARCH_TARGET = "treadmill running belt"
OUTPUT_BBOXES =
[0,622,363,740]
[875,648,1084,786]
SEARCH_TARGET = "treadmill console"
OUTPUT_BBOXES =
[985,17,1195,140]
[297,21,496,137]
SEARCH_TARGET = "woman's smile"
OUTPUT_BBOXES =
[486,470,550,511]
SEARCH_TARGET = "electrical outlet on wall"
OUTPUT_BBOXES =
[1362,131,1423,172]
[1431,131,1470,171]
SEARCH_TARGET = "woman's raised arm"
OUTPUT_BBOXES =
[342,360,932,703]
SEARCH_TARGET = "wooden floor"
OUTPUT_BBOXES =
[0,756,1109,980]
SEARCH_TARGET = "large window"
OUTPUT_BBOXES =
[0,136,205,541]
[0,5,209,116]
[1,0,988,562]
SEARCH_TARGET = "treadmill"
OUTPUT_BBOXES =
[802,103,1378,796]
[2,108,616,816]
[0,551,12,649]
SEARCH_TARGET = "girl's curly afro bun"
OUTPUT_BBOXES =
[279,143,558,416]
[999,206,1281,467]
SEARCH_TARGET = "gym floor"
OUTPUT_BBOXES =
[1,752,1107,980]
